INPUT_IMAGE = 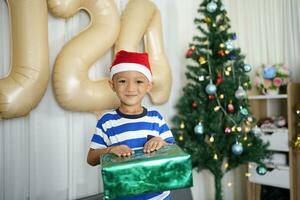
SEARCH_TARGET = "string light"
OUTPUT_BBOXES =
[209,136,215,142]
[213,153,218,160]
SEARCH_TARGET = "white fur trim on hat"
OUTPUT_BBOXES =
[110,63,153,81]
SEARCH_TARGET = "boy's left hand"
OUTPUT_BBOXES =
[144,137,167,153]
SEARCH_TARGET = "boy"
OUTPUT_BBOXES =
[87,50,175,200]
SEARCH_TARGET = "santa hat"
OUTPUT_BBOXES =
[110,50,152,81]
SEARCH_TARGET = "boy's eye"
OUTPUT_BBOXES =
[136,80,144,84]
[118,80,126,83]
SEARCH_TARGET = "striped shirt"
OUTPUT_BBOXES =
[90,107,175,200]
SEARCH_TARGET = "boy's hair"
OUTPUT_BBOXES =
[110,50,152,81]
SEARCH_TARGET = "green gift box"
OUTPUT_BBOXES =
[101,144,193,200]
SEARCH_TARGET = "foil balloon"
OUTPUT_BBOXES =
[0,0,49,119]
[48,0,121,113]
[114,0,172,104]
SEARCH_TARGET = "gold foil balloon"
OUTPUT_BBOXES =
[0,0,49,119]
[48,0,121,113]
[115,0,172,105]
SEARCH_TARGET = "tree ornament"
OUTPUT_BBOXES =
[217,50,225,57]
[244,64,252,72]
[203,40,209,45]
[198,56,207,64]
[240,106,249,115]
[179,135,184,141]
[226,66,232,71]
[213,153,218,160]
[180,122,185,129]
[205,82,217,95]
[229,55,237,60]
[247,116,253,123]
[198,76,205,81]
[232,33,237,40]
[235,86,247,99]
[207,1,218,13]
[215,71,223,86]
[225,40,234,50]
[227,102,235,113]
[186,47,195,58]
[256,165,267,175]
[208,95,214,101]
[243,126,251,133]
[214,106,220,112]
[194,122,204,135]
[192,101,198,108]
[205,16,212,24]
[224,127,231,134]
[252,126,262,137]
[232,142,243,155]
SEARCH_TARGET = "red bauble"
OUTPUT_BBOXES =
[227,103,235,113]
[217,50,225,57]
[186,48,195,58]
[208,95,214,101]
[192,101,198,108]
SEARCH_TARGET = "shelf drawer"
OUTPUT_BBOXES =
[260,128,289,152]
[248,162,290,189]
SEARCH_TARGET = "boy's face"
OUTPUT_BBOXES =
[109,71,152,108]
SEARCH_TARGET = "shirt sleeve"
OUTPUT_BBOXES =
[90,119,111,149]
[158,113,176,144]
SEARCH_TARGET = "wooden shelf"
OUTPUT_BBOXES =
[248,94,288,100]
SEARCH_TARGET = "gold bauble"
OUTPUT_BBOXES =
[198,56,207,65]
[179,135,184,141]
[180,122,185,129]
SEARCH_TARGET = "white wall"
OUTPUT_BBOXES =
[1,0,300,199]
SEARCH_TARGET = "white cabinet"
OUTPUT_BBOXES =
[247,83,300,200]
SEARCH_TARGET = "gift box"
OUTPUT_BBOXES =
[101,144,192,200]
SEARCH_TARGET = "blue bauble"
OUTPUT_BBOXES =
[207,2,218,13]
[232,143,243,155]
[262,66,277,79]
[240,107,249,115]
[205,83,217,95]
[194,123,204,135]
[225,40,234,50]
[256,165,267,176]
[244,64,252,72]
[252,126,262,137]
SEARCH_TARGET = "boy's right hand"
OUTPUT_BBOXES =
[109,145,134,157]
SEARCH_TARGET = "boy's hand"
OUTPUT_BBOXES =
[144,137,167,153]
[109,145,134,157]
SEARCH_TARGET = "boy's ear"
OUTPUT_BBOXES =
[108,79,115,92]
[147,81,153,92]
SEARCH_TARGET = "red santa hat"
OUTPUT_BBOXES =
[110,50,152,81]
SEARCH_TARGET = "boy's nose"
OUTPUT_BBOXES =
[127,81,136,91]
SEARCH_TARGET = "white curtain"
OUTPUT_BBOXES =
[0,0,299,200]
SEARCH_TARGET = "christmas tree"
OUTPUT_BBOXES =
[172,1,269,199]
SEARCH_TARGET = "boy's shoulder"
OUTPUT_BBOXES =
[145,107,163,119]
[97,109,119,123]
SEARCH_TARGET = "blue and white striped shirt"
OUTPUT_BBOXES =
[90,107,175,200]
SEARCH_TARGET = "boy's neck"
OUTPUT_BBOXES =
[118,105,144,115]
